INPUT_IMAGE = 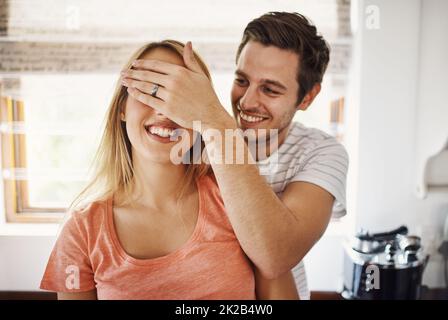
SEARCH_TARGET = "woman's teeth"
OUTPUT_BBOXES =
[239,110,265,123]
[148,126,175,138]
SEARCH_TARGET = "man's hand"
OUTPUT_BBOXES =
[121,41,233,132]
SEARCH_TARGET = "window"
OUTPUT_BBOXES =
[0,75,113,221]
[0,0,352,222]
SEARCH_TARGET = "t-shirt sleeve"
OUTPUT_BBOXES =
[40,212,96,293]
[290,139,349,218]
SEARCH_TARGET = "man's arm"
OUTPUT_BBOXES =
[255,269,299,300]
[206,123,335,279]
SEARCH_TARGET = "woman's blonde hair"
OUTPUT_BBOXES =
[69,40,212,211]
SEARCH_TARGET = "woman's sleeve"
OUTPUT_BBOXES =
[40,212,96,292]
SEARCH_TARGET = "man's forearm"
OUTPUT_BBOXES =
[202,122,307,278]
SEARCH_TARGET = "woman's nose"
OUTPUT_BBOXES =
[155,111,169,118]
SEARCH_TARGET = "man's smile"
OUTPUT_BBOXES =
[237,104,270,125]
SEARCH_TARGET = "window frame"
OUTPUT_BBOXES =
[1,92,65,223]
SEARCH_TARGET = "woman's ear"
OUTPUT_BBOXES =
[296,83,321,111]
[120,111,126,122]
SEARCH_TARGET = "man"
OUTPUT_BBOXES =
[122,12,348,299]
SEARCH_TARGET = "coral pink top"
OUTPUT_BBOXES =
[40,175,255,299]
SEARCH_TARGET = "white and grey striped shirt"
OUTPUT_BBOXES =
[256,121,349,300]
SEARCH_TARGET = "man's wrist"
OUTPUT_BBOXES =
[200,113,257,166]
[201,107,238,133]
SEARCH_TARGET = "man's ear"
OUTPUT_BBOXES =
[296,83,321,111]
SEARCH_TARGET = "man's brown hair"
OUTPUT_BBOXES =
[236,12,330,104]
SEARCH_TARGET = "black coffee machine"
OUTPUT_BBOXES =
[342,226,429,300]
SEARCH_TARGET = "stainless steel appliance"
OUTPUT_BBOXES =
[342,226,429,300]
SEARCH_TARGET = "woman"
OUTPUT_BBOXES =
[40,40,298,299]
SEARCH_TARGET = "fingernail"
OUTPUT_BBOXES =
[131,61,137,66]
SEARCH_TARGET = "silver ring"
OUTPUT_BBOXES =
[150,84,159,97]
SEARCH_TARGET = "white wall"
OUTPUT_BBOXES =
[0,236,54,291]
[1,0,448,292]
[415,0,448,198]
[354,0,421,230]
[306,0,448,290]
[412,0,448,286]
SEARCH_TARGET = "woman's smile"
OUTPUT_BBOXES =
[144,120,183,144]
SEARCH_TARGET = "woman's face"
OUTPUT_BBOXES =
[122,48,195,164]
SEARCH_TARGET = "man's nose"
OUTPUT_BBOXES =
[239,85,260,111]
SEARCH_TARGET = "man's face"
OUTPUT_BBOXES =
[231,41,301,144]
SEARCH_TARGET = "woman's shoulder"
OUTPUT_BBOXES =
[196,174,237,237]
[61,198,110,235]
[71,198,109,219]
[197,174,223,203]
[197,173,217,186]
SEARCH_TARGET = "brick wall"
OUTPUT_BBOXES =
[0,0,352,76]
